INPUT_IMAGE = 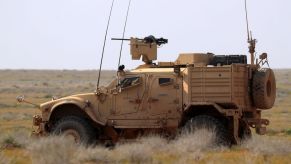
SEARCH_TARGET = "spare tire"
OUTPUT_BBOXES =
[252,68,276,109]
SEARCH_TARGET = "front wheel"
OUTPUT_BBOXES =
[183,115,231,146]
[52,116,96,145]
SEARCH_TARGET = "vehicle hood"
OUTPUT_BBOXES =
[39,93,96,111]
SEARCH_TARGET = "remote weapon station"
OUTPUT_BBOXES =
[18,0,276,145]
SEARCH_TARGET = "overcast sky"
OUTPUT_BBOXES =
[0,0,290,70]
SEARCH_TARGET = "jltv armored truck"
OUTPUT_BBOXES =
[19,36,276,145]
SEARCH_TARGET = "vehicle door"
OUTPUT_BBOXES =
[147,73,182,127]
[108,74,149,127]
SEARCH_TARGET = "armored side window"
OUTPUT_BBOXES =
[120,77,140,88]
[159,78,173,86]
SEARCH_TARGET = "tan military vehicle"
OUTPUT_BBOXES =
[18,35,276,145]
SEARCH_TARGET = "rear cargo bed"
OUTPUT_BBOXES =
[183,64,249,109]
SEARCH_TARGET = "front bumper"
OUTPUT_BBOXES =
[31,114,47,137]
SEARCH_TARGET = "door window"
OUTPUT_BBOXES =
[158,78,173,86]
[120,77,140,89]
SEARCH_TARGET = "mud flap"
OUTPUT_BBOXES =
[232,116,240,144]
[104,126,119,143]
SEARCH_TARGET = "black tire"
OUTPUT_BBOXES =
[52,116,96,145]
[252,68,276,109]
[184,115,230,146]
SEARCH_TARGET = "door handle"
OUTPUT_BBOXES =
[148,97,159,103]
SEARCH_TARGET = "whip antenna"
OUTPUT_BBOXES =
[117,0,132,68]
[244,0,256,65]
[97,0,115,90]
[244,0,250,41]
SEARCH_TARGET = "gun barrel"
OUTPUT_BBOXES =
[111,38,131,41]
[111,36,168,46]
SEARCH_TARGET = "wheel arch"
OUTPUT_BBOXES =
[48,102,104,128]
[181,103,229,127]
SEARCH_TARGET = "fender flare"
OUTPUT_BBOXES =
[48,98,105,126]
[183,102,241,144]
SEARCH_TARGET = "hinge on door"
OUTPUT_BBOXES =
[173,98,179,104]
[173,84,180,89]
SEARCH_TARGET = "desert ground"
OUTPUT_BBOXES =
[0,69,291,164]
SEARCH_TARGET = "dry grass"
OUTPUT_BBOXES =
[0,125,290,164]
[242,135,291,155]
[10,131,289,164]
[28,137,76,164]
[0,69,291,163]
[0,152,11,164]
[0,129,30,149]
[0,112,32,121]
[5,130,219,164]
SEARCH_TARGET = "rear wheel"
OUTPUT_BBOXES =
[184,115,230,146]
[52,116,96,145]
